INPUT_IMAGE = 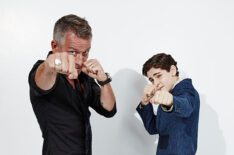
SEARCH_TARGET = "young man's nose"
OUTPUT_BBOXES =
[153,81,161,90]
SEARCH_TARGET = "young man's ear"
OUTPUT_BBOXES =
[170,65,177,76]
[51,40,59,53]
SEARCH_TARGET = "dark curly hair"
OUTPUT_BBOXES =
[142,53,179,77]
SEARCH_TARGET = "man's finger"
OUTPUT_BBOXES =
[54,54,62,72]
[84,59,96,67]
[67,55,78,79]
[46,54,55,71]
[68,71,78,79]
[61,53,69,74]
[68,55,75,74]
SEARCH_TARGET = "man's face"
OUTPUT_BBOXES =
[53,31,91,74]
[147,66,176,91]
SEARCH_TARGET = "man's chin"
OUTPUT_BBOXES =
[77,69,82,74]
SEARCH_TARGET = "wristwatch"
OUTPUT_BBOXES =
[97,73,112,86]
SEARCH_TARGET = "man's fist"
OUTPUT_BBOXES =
[81,59,107,82]
[45,52,78,79]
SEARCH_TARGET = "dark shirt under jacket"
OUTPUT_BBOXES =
[29,60,116,155]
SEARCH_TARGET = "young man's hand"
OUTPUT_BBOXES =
[150,90,173,107]
[141,84,156,106]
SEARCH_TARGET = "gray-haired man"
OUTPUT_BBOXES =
[28,14,116,155]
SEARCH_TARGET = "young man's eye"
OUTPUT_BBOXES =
[157,75,161,78]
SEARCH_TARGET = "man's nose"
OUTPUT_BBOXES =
[75,54,84,66]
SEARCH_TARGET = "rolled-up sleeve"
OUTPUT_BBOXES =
[89,79,116,118]
[28,60,58,97]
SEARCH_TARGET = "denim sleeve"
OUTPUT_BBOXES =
[136,103,159,135]
[89,79,117,118]
[172,90,195,118]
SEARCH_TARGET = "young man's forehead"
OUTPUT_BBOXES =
[147,67,162,77]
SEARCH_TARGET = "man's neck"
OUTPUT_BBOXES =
[66,77,76,89]
[66,76,84,93]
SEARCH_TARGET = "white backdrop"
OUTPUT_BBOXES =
[0,0,234,154]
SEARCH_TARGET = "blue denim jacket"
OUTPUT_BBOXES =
[137,79,200,155]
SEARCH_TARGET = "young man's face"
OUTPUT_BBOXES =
[146,66,177,91]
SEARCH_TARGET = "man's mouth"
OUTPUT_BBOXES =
[75,64,82,70]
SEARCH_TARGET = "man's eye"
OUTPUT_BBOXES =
[157,75,161,78]
[83,51,89,56]
[70,51,76,55]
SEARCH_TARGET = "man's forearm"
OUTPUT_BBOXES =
[35,62,57,90]
[100,83,116,111]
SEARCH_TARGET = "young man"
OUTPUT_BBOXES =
[28,14,116,155]
[136,53,200,155]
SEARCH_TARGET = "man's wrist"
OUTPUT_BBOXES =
[97,73,112,86]
[98,72,108,82]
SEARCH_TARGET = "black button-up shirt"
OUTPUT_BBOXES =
[28,60,116,155]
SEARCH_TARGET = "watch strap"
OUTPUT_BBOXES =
[97,73,112,86]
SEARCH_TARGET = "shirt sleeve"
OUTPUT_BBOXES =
[136,102,159,135]
[88,78,116,118]
[28,60,59,97]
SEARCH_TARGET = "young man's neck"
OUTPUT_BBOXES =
[171,76,180,90]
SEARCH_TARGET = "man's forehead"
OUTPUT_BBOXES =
[64,33,91,50]
[68,46,91,52]
[65,30,90,41]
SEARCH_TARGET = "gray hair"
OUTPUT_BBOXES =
[53,14,92,46]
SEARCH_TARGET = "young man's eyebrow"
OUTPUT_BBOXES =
[153,72,160,76]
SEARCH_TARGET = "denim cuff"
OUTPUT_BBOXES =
[161,104,174,112]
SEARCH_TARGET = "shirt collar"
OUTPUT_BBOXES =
[172,77,184,90]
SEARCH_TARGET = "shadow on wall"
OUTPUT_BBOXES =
[91,68,156,155]
[197,94,226,155]
[91,70,226,155]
